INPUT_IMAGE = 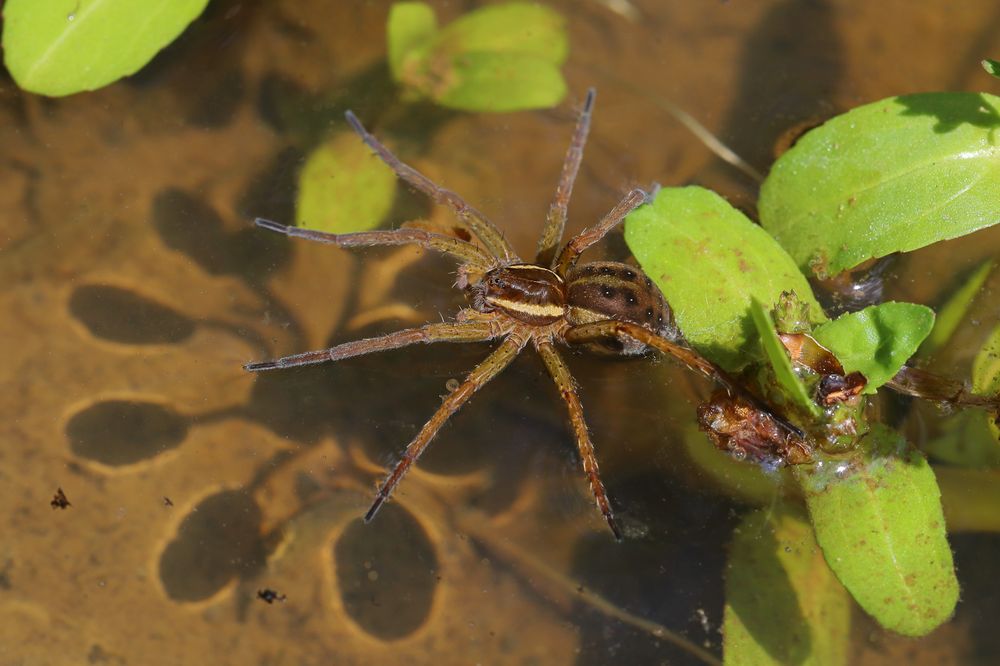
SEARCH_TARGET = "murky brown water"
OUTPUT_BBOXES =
[2,1,1000,664]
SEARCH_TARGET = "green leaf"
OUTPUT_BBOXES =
[812,302,935,393]
[296,131,397,234]
[922,409,1000,467]
[429,51,567,113]
[760,93,1000,278]
[387,2,438,81]
[625,186,824,371]
[2,0,210,97]
[973,321,1000,396]
[749,298,822,416]
[725,505,850,666]
[972,321,1000,440]
[983,59,1000,79]
[919,260,993,357]
[396,2,568,112]
[429,2,567,64]
[794,425,958,636]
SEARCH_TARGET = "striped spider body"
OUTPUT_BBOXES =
[246,89,782,540]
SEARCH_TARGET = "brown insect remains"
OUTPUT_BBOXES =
[246,89,787,540]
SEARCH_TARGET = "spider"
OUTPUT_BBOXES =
[246,89,786,540]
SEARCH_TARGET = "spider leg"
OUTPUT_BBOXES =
[565,321,804,438]
[553,188,648,276]
[245,317,504,372]
[535,338,622,541]
[344,111,518,263]
[253,217,494,272]
[535,88,596,267]
[365,334,528,523]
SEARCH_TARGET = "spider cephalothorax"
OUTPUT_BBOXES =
[246,89,776,540]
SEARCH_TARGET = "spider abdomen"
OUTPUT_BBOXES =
[566,261,679,354]
[471,263,568,325]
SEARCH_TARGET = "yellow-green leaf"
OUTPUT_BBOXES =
[749,298,822,416]
[725,505,850,665]
[794,425,958,636]
[429,2,567,64]
[625,186,824,371]
[760,93,1000,278]
[920,260,993,357]
[296,131,397,234]
[812,302,935,393]
[387,2,438,81]
[3,0,210,97]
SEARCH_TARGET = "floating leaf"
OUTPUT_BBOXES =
[983,59,1000,79]
[625,186,824,371]
[393,2,568,112]
[749,298,822,416]
[387,2,438,81]
[2,0,210,97]
[794,425,958,636]
[812,302,935,393]
[296,131,397,234]
[920,260,993,357]
[760,93,1000,278]
[724,505,850,666]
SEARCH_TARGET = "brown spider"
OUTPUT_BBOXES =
[246,89,782,540]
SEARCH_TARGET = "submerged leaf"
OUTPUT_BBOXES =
[795,425,958,636]
[3,0,210,96]
[972,321,1000,440]
[983,59,1000,79]
[625,186,824,371]
[972,321,1000,396]
[920,260,993,357]
[760,92,1000,278]
[922,409,1000,467]
[430,2,567,64]
[725,505,850,666]
[429,51,566,113]
[387,2,438,81]
[812,302,935,393]
[749,299,822,416]
[394,2,568,112]
[296,131,397,234]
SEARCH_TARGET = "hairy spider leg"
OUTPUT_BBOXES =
[565,320,805,439]
[244,318,502,372]
[536,338,622,541]
[252,217,495,272]
[364,334,529,523]
[554,188,649,276]
[535,88,596,267]
[344,111,518,263]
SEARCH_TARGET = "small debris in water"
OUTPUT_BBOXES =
[257,588,287,604]
[51,487,71,510]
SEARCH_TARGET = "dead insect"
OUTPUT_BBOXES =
[50,487,71,510]
[257,588,287,604]
[246,89,793,540]
[778,332,867,405]
[162,496,174,507]
[698,390,813,465]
